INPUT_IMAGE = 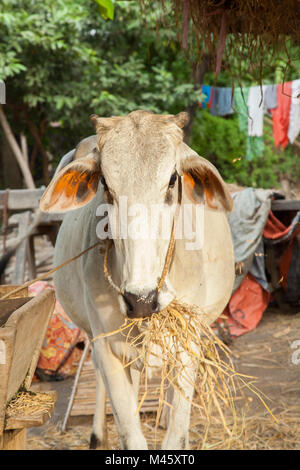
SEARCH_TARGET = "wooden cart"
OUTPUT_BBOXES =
[0,285,56,450]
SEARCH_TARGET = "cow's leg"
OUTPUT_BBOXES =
[92,340,147,450]
[90,350,108,449]
[161,356,197,450]
[159,385,173,429]
[130,367,141,401]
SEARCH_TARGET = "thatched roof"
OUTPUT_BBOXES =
[160,0,300,78]
[178,0,300,37]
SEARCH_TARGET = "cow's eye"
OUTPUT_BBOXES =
[168,171,177,189]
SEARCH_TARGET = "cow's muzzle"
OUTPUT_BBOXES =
[123,289,159,319]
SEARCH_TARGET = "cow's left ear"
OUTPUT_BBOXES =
[40,158,101,213]
[177,142,233,212]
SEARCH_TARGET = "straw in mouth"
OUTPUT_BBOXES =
[91,298,276,448]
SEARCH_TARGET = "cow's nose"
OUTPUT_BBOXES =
[123,289,159,319]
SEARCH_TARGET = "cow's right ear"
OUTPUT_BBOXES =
[40,158,101,213]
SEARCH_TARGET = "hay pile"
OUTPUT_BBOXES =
[6,391,55,420]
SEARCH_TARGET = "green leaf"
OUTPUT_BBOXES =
[93,0,114,20]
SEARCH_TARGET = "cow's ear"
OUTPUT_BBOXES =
[40,158,100,213]
[172,112,189,129]
[177,142,233,212]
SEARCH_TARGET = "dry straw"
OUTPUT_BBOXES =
[6,391,55,419]
[92,298,277,448]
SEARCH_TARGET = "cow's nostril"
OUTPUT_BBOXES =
[152,299,158,312]
[123,295,134,313]
[123,289,159,318]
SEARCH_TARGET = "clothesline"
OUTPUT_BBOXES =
[199,81,300,159]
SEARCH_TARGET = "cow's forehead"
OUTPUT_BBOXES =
[100,114,180,197]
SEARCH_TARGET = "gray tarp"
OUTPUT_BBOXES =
[227,188,273,292]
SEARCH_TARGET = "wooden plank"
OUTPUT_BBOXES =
[0,188,44,210]
[0,428,26,450]
[9,212,64,226]
[13,211,31,284]
[0,297,31,327]
[5,288,55,402]
[0,328,16,436]
[5,391,57,431]
[271,200,300,211]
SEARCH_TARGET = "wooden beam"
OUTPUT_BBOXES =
[0,188,45,210]
[271,200,300,211]
[13,211,31,285]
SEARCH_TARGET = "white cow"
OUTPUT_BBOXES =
[40,110,235,450]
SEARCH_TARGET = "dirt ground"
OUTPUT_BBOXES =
[26,306,300,450]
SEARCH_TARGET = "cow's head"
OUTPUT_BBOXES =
[40,111,232,319]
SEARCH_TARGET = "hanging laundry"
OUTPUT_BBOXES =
[271,82,292,148]
[199,85,212,109]
[264,84,278,112]
[234,86,249,134]
[218,87,235,115]
[247,85,266,137]
[234,87,264,160]
[210,87,219,116]
[247,137,265,160]
[211,87,235,116]
[288,79,300,144]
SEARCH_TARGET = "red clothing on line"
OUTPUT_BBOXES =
[271,82,292,148]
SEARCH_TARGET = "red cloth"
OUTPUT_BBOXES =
[271,82,292,148]
[264,210,300,291]
[220,274,270,337]
[263,210,290,240]
[29,281,88,377]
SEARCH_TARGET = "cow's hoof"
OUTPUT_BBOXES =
[89,432,108,450]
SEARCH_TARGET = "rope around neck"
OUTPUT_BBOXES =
[103,177,182,296]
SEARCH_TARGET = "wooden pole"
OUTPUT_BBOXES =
[0,105,35,189]
[61,340,90,432]
[20,133,29,165]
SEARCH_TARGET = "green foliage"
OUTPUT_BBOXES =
[190,111,300,189]
[93,0,114,20]
[0,0,200,171]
